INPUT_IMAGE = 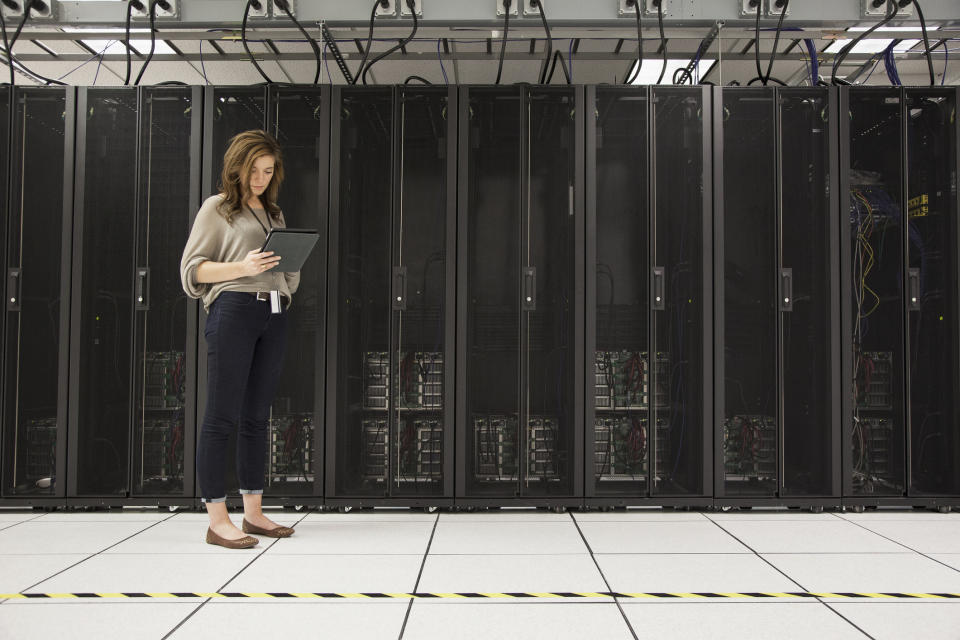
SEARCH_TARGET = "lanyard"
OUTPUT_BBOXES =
[247,206,273,238]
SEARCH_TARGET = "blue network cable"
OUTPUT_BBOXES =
[803,39,819,86]
[437,38,449,84]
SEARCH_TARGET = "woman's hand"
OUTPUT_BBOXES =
[238,249,282,277]
[194,250,283,284]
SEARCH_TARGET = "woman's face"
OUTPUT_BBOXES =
[247,154,275,199]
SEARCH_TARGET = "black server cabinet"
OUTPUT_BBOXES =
[840,87,960,509]
[455,86,584,507]
[1,88,74,506]
[199,86,329,505]
[67,87,202,506]
[326,86,456,508]
[714,87,840,507]
[584,86,712,507]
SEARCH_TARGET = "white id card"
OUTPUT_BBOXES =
[270,290,281,314]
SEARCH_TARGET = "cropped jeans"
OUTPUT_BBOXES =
[197,291,287,502]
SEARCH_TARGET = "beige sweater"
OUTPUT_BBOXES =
[180,194,300,311]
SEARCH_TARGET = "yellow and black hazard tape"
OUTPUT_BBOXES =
[2,592,960,600]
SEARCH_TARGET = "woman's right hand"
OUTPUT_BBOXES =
[238,249,281,277]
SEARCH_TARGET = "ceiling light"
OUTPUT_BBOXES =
[824,38,894,55]
[847,26,939,32]
[80,39,175,56]
[627,58,715,85]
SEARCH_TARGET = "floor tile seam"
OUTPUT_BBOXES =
[0,552,113,557]
[839,518,960,576]
[160,598,212,640]
[593,551,914,555]
[11,513,180,598]
[398,512,440,640]
[239,552,429,557]
[293,523,439,527]
[568,512,639,640]
[703,517,880,637]
[91,508,310,557]
[704,519,812,592]
[215,537,285,593]
[211,508,313,592]
[819,601,878,639]
[414,552,595,556]
[23,516,292,612]
[0,512,58,532]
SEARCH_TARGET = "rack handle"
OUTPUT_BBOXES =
[135,267,150,311]
[7,268,21,312]
[908,268,921,311]
[652,266,665,311]
[780,268,793,312]
[522,267,536,311]
[392,266,407,311]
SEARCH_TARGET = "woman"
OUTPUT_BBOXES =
[180,130,298,549]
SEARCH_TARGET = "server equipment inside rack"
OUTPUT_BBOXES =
[63,87,201,503]
[717,87,838,503]
[585,86,711,504]
[69,88,140,498]
[457,86,583,503]
[327,86,455,504]
[843,87,960,502]
[1,87,71,501]
[131,87,199,499]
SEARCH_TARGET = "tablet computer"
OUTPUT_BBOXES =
[260,228,319,272]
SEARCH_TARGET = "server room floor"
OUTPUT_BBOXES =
[0,508,959,639]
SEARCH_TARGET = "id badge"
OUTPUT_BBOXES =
[270,290,281,314]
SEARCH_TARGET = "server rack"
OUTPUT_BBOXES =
[714,87,841,509]
[584,86,712,508]
[66,87,201,507]
[840,87,960,511]
[0,88,74,508]
[455,86,584,509]
[326,86,456,509]
[199,86,329,507]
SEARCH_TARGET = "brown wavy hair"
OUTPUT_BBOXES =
[216,129,284,223]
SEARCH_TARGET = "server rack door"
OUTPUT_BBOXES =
[0,87,9,495]
[459,88,522,499]
[329,88,393,498]
[651,87,708,497]
[778,88,836,497]
[587,87,652,497]
[266,87,328,498]
[719,89,779,497]
[390,87,453,498]
[904,88,960,497]
[524,87,581,498]
[2,88,70,498]
[198,87,267,498]
[69,88,139,497]
[846,89,906,497]
[130,87,199,499]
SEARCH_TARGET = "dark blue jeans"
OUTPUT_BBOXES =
[197,291,288,502]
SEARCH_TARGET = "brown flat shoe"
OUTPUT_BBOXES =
[242,518,295,538]
[206,527,259,549]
